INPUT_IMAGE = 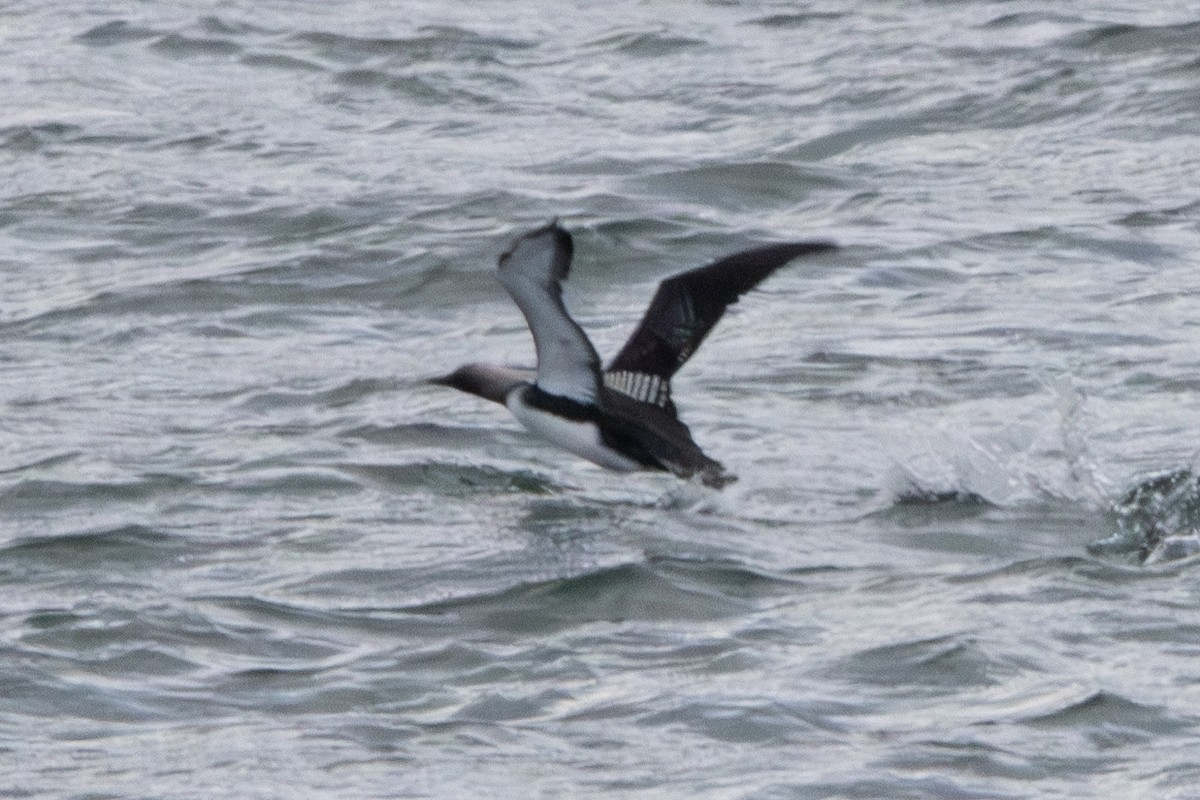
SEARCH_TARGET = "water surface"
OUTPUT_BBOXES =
[4,1,1200,797]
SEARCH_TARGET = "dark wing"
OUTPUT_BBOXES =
[605,241,837,408]
[496,221,602,404]
[599,387,735,488]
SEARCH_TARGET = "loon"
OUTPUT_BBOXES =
[431,221,837,487]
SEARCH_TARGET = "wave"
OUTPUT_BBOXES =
[748,12,846,29]
[75,20,161,46]
[0,474,191,510]
[830,634,999,689]
[1066,20,1200,54]
[151,32,242,59]
[234,378,396,412]
[349,556,812,634]
[624,161,843,211]
[291,26,531,65]
[1011,689,1181,736]
[330,68,496,106]
[0,523,177,564]
[947,555,1151,588]
[190,555,801,644]
[579,29,706,58]
[338,459,561,496]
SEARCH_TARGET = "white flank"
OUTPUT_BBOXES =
[506,391,641,472]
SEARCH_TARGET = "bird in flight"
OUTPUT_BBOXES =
[432,221,837,487]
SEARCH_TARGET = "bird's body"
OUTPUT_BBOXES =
[507,386,644,473]
[432,221,836,487]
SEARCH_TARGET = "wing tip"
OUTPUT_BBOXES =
[717,238,840,286]
[497,219,575,282]
[772,239,839,260]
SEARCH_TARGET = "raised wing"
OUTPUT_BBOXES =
[496,221,602,404]
[605,241,837,408]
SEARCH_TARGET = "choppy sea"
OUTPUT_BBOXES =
[4,1,1200,797]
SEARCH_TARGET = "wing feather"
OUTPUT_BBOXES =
[496,222,602,404]
[605,241,837,405]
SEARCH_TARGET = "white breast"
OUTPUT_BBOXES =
[506,390,642,472]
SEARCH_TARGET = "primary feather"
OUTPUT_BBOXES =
[605,241,838,410]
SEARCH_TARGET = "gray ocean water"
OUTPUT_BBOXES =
[4,1,1200,797]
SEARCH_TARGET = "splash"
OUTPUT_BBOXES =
[883,429,1017,507]
[882,375,1111,509]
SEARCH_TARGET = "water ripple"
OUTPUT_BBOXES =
[5,1,1200,795]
